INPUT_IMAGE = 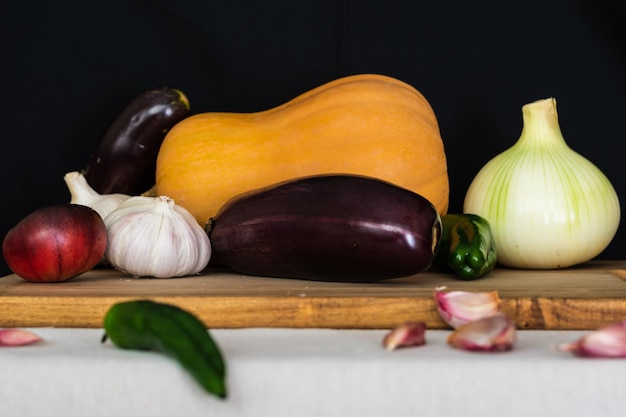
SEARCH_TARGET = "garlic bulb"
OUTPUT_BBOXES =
[464,98,620,269]
[104,196,211,278]
[64,171,130,218]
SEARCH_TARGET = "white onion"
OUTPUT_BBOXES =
[463,98,620,269]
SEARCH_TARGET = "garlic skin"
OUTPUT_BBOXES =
[464,98,620,269]
[447,313,516,352]
[104,196,211,278]
[64,171,130,219]
[555,321,626,358]
[434,287,501,329]
[383,321,427,351]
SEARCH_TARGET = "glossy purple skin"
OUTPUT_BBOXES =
[84,87,190,195]
[208,175,442,282]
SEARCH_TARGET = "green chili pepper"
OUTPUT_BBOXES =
[101,300,227,399]
[433,213,497,280]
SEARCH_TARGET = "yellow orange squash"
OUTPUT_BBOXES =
[155,74,449,224]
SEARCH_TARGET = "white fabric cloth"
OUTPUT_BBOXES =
[1,328,624,417]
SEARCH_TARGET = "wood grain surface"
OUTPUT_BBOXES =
[2,260,626,329]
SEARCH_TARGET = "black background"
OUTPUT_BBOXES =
[2,1,625,276]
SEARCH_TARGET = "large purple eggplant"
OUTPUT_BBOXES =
[207,174,442,282]
[84,87,190,195]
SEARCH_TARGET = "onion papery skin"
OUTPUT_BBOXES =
[463,98,620,269]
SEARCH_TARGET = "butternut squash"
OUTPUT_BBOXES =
[155,74,449,224]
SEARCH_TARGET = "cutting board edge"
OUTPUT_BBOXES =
[2,293,625,330]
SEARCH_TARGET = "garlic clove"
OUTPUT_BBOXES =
[64,171,130,219]
[0,329,43,347]
[434,286,501,329]
[104,195,212,278]
[383,321,427,351]
[555,321,626,358]
[447,313,516,352]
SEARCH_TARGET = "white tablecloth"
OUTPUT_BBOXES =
[1,328,624,417]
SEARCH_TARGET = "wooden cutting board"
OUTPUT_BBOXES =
[2,260,626,330]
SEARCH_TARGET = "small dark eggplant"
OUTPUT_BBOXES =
[84,87,190,195]
[207,175,442,282]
